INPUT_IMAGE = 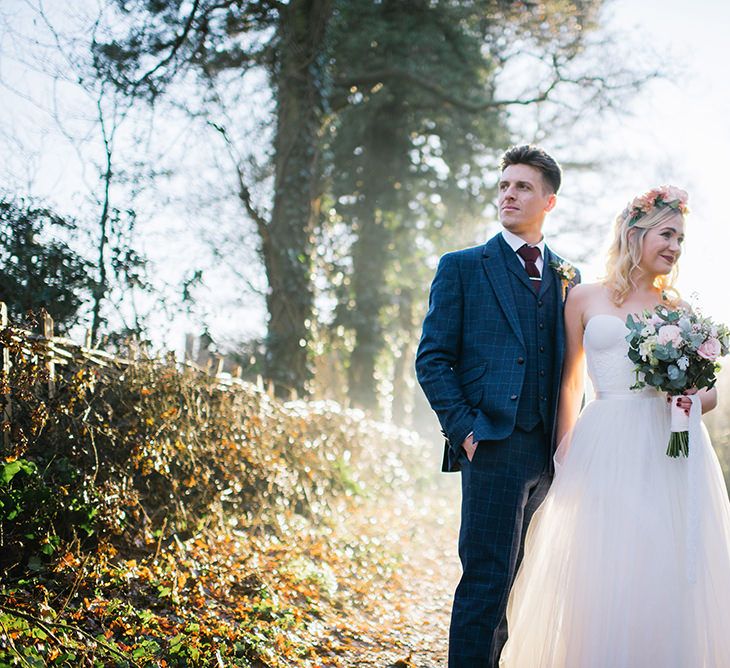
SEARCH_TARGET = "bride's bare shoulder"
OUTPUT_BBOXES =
[566,281,608,305]
[565,283,613,330]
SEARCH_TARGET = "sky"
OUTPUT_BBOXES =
[1,1,729,350]
[556,0,730,321]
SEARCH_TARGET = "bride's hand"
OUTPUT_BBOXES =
[666,388,699,415]
[667,387,716,415]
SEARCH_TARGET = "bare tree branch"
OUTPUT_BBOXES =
[335,43,660,115]
[130,0,202,90]
[334,68,559,110]
[206,120,270,247]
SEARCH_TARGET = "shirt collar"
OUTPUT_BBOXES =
[501,228,546,256]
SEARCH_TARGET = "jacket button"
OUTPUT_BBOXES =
[540,369,545,376]
[537,300,543,307]
[517,357,525,364]
[539,345,545,352]
[510,394,518,400]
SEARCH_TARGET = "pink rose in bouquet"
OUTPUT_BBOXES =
[698,338,722,361]
[657,324,682,347]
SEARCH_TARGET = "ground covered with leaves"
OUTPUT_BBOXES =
[0,328,460,667]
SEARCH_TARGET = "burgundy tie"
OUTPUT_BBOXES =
[517,244,541,292]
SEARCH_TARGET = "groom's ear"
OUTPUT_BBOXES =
[544,193,557,213]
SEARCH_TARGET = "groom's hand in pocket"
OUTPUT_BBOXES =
[462,432,478,461]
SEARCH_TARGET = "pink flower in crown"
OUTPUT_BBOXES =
[697,337,722,361]
[656,185,689,214]
[631,193,655,213]
[657,324,683,347]
[626,185,690,227]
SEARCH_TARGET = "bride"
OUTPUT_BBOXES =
[499,187,730,667]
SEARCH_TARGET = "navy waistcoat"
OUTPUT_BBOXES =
[499,237,559,431]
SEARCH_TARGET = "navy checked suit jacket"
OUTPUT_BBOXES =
[415,233,580,472]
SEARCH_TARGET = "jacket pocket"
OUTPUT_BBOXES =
[458,363,488,405]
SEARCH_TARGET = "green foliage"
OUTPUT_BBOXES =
[322,0,609,407]
[0,197,94,333]
[0,447,99,566]
[322,1,507,406]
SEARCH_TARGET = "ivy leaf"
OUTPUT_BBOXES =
[0,459,36,485]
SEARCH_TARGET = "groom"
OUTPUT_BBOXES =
[415,145,579,667]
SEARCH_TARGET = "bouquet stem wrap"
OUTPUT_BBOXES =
[668,396,690,457]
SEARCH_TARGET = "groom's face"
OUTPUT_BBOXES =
[498,164,556,238]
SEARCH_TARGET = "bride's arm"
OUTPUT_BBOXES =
[556,286,588,444]
[697,388,718,413]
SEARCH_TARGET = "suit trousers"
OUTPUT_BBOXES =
[448,424,552,668]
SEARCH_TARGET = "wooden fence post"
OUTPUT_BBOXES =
[128,336,140,361]
[0,303,11,449]
[43,312,56,399]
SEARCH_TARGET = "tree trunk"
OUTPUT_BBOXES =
[347,206,389,410]
[346,104,399,410]
[263,0,331,397]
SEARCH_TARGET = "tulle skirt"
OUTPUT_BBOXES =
[500,394,730,668]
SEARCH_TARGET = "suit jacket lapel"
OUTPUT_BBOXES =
[482,235,524,346]
[544,246,567,377]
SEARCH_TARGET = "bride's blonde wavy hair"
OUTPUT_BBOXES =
[603,204,685,306]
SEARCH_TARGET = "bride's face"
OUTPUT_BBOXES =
[638,215,685,276]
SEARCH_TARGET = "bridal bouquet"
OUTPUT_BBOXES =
[625,304,730,457]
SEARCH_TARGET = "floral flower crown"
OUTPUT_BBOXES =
[624,185,689,228]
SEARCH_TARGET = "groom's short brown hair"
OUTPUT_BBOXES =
[500,145,562,194]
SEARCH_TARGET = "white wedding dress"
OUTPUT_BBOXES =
[500,314,730,668]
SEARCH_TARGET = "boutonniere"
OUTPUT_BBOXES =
[549,259,577,299]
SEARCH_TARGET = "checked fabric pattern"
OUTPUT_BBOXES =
[415,234,575,472]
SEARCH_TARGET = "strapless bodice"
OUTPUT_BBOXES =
[584,314,660,399]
